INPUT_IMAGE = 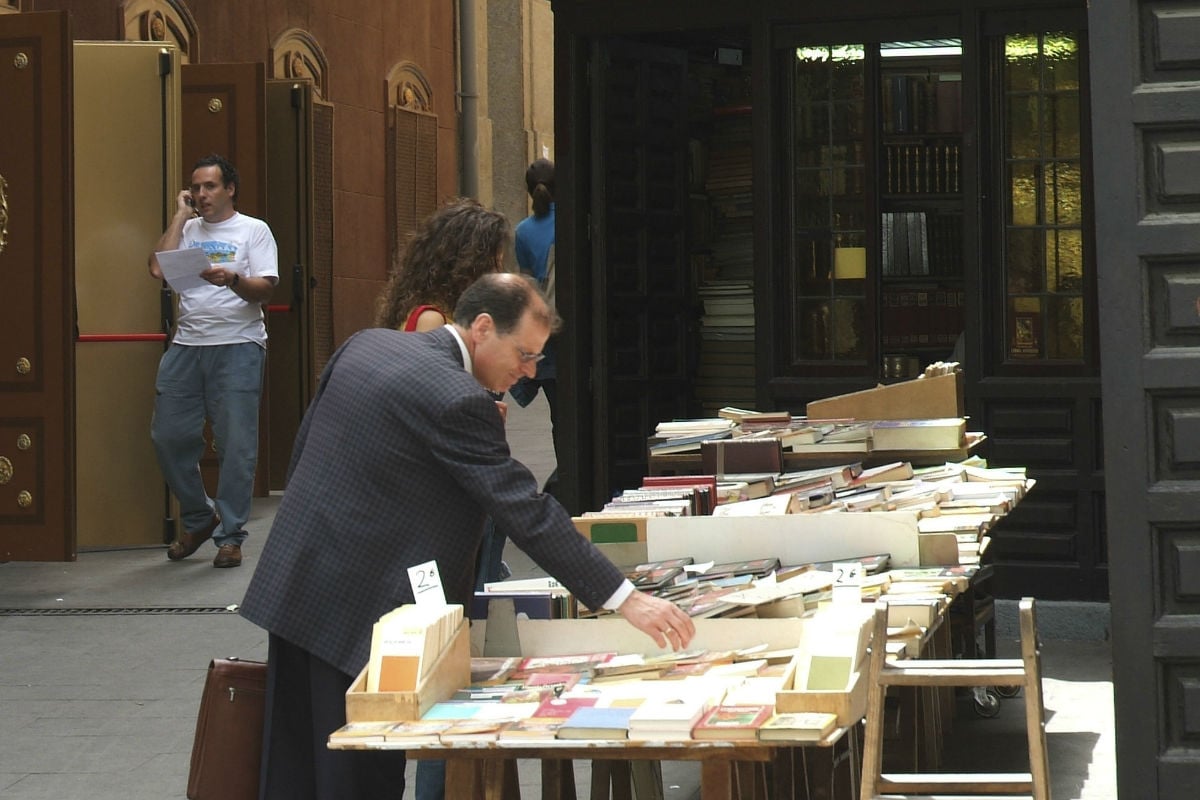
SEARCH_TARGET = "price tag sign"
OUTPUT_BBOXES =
[407,559,447,607]
[831,561,863,605]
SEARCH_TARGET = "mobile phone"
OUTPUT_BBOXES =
[184,194,195,208]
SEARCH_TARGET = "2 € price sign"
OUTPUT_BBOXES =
[831,561,864,605]
[407,559,448,607]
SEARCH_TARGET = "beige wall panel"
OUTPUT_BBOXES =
[75,345,165,548]
[74,42,181,547]
[74,42,178,334]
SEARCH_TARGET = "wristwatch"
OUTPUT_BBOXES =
[229,273,240,290]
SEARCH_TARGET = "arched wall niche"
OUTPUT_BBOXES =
[120,0,197,62]
[270,28,329,101]
[386,61,433,112]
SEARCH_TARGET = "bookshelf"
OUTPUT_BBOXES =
[783,44,965,382]
[878,56,964,373]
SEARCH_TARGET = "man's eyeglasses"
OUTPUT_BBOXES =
[516,345,546,364]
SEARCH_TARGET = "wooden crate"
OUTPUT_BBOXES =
[345,620,471,722]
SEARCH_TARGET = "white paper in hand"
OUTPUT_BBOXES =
[155,247,210,292]
[407,560,447,607]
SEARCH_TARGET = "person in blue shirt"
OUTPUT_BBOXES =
[509,158,559,495]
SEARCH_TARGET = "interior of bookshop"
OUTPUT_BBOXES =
[326,34,1066,800]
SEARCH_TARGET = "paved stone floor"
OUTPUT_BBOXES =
[0,392,1116,798]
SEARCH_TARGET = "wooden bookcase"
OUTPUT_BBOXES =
[783,45,966,383]
[878,56,965,376]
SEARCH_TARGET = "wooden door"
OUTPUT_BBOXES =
[971,13,1104,602]
[1091,2,1200,796]
[588,39,691,507]
[180,62,269,496]
[0,11,75,561]
[73,42,181,549]
[264,79,315,490]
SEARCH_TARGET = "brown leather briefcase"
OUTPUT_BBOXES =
[187,657,267,800]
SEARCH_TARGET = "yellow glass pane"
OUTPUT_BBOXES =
[1043,32,1079,91]
[1051,94,1081,157]
[1047,229,1084,293]
[1006,95,1041,158]
[1045,295,1084,359]
[1043,162,1082,225]
[1009,162,1038,225]
[1005,34,1040,90]
[1006,229,1043,293]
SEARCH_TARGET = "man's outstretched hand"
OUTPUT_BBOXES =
[617,589,696,651]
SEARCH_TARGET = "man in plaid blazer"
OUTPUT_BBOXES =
[241,272,694,799]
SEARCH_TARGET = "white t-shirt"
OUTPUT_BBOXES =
[174,212,279,347]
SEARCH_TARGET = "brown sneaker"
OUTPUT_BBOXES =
[213,544,242,568]
[167,514,220,561]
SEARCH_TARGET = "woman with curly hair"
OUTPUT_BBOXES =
[374,197,512,800]
[375,197,510,331]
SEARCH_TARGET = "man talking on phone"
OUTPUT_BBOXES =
[148,153,279,568]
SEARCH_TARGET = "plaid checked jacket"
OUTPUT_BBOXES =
[240,326,625,677]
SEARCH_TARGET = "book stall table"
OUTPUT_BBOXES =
[332,616,870,799]
[335,731,860,800]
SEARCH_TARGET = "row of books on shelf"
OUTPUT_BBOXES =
[884,210,964,277]
[880,287,966,348]
[883,142,961,194]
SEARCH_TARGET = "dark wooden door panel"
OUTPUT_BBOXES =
[1091,1,1200,794]
[181,62,269,496]
[591,39,691,506]
[976,392,1105,600]
[0,11,75,561]
[264,80,315,491]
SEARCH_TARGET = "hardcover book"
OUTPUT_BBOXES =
[691,704,774,741]
[870,418,966,451]
[757,711,839,742]
[556,706,637,740]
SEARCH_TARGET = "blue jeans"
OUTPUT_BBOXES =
[151,342,265,546]
[415,760,445,800]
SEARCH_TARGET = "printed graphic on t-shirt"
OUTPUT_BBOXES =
[188,239,238,264]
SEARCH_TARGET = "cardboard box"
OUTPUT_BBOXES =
[805,371,963,421]
[645,512,923,568]
[345,620,471,722]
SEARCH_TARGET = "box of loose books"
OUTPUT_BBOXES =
[345,619,471,723]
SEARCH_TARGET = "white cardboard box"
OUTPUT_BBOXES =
[645,512,923,568]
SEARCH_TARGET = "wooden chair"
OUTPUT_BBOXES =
[860,597,1050,800]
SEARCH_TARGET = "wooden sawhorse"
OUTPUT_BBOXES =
[860,596,1050,800]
